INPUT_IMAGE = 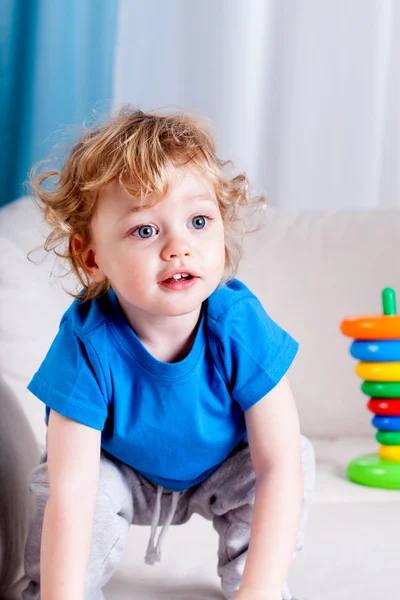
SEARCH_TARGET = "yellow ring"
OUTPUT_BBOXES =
[356,362,400,381]
[379,445,400,462]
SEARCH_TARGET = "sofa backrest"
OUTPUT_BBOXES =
[238,208,400,437]
[1,196,400,440]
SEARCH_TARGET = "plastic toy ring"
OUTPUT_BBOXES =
[341,315,400,340]
[350,340,400,362]
[376,431,400,445]
[362,381,400,398]
[379,445,400,462]
[368,399,400,416]
[347,454,400,489]
[356,362,400,381]
[372,415,400,431]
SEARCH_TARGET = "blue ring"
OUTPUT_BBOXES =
[372,415,400,431]
[350,340,400,362]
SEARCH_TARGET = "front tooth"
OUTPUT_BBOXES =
[172,274,182,280]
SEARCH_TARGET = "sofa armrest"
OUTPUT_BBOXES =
[0,376,40,597]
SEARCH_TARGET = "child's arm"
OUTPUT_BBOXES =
[40,410,101,600]
[235,376,303,600]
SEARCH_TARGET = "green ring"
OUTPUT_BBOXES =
[347,454,400,489]
[362,381,400,398]
[376,431,400,445]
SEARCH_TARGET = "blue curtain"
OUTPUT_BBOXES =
[0,0,119,207]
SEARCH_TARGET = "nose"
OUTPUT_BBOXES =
[160,233,191,261]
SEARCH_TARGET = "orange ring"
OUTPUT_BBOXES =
[340,315,400,340]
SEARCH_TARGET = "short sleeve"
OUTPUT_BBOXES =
[213,296,299,411]
[27,317,108,430]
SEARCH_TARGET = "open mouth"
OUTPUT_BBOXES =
[162,273,195,284]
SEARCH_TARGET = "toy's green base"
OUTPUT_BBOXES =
[347,454,400,489]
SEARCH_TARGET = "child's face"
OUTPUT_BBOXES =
[86,163,226,319]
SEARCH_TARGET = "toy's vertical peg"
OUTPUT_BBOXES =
[382,288,397,316]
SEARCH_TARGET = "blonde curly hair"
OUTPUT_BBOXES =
[30,106,265,302]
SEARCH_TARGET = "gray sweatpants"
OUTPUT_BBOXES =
[23,436,315,600]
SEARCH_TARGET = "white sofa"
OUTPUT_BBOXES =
[1,196,400,600]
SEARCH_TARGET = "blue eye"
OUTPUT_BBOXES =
[132,225,157,238]
[190,215,207,230]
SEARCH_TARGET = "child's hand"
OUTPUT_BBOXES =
[231,587,282,600]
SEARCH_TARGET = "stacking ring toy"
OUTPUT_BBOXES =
[350,340,400,362]
[356,361,400,381]
[379,445,400,461]
[367,399,400,416]
[362,381,400,398]
[372,415,400,431]
[376,431,400,445]
[342,288,400,489]
[347,454,400,489]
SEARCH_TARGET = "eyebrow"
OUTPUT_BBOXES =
[119,195,217,221]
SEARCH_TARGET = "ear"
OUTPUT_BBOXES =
[72,234,106,283]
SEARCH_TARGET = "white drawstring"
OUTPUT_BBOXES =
[144,486,180,565]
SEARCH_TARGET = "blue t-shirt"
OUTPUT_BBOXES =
[28,279,298,491]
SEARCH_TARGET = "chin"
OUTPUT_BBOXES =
[158,291,207,315]
[160,301,202,318]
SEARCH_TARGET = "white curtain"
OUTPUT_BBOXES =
[113,0,400,210]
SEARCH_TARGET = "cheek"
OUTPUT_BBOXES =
[208,227,226,269]
[217,225,226,255]
[97,246,117,271]
[96,241,131,275]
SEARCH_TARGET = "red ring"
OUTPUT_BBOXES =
[367,398,400,416]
